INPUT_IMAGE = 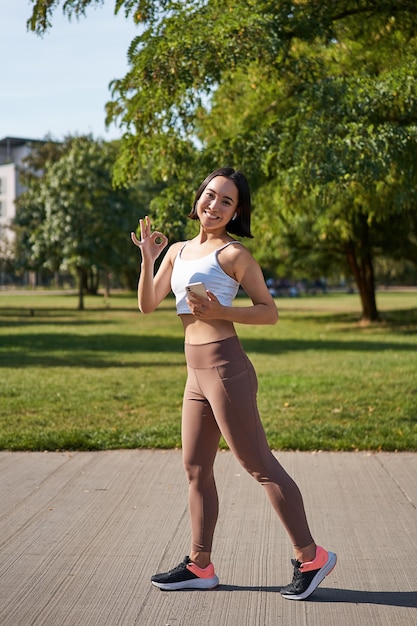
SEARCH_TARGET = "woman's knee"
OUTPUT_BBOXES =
[235,451,279,484]
[183,461,214,487]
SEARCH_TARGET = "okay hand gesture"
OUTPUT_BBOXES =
[131,216,168,263]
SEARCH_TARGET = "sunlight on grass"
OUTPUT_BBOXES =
[1,291,416,451]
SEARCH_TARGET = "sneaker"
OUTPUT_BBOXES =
[151,556,219,591]
[280,546,337,600]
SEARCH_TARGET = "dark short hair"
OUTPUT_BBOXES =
[188,167,253,238]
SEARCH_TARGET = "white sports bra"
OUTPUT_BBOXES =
[171,241,242,314]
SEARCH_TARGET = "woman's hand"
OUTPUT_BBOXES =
[186,290,223,319]
[131,216,168,263]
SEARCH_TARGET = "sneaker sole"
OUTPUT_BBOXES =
[281,551,337,601]
[152,575,219,591]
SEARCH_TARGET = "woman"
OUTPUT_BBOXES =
[131,167,336,600]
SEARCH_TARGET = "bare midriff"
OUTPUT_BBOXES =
[180,315,237,345]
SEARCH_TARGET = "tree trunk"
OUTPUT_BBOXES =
[87,267,99,295]
[77,267,84,311]
[345,240,379,322]
[81,270,89,294]
[104,272,111,298]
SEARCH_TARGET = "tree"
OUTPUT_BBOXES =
[13,139,68,281]
[191,6,417,320]
[15,136,147,308]
[27,1,417,320]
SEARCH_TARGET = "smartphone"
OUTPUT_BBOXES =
[185,282,208,299]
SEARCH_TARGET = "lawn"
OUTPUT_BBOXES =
[0,290,416,451]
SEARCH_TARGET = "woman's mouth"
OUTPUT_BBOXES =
[204,210,219,220]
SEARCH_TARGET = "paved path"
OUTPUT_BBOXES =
[0,450,416,625]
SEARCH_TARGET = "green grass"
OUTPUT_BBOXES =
[0,290,416,451]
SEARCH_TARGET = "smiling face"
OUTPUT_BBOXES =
[196,176,239,232]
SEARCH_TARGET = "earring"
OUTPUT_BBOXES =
[232,212,237,221]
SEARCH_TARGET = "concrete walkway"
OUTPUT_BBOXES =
[0,450,416,625]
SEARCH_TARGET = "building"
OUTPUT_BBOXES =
[0,136,44,253]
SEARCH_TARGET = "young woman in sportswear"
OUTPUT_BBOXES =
[131,167,336,600]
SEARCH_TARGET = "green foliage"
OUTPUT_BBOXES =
[27,0,106,35]
[14,139,68,272]
[26,1,417,320]
[14,136,152,294]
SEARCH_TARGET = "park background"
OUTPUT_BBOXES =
[1,1,416,452]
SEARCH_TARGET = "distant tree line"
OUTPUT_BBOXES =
[12,136,165,309]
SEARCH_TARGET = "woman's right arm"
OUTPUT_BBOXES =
[131,216,178,314]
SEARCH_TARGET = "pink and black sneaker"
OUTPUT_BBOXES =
[151,556,219,591]
[280,545,337,600]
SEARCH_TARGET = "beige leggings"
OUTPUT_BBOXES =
[182,336,314,553]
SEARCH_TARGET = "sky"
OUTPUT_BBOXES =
[0,1,140,142]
